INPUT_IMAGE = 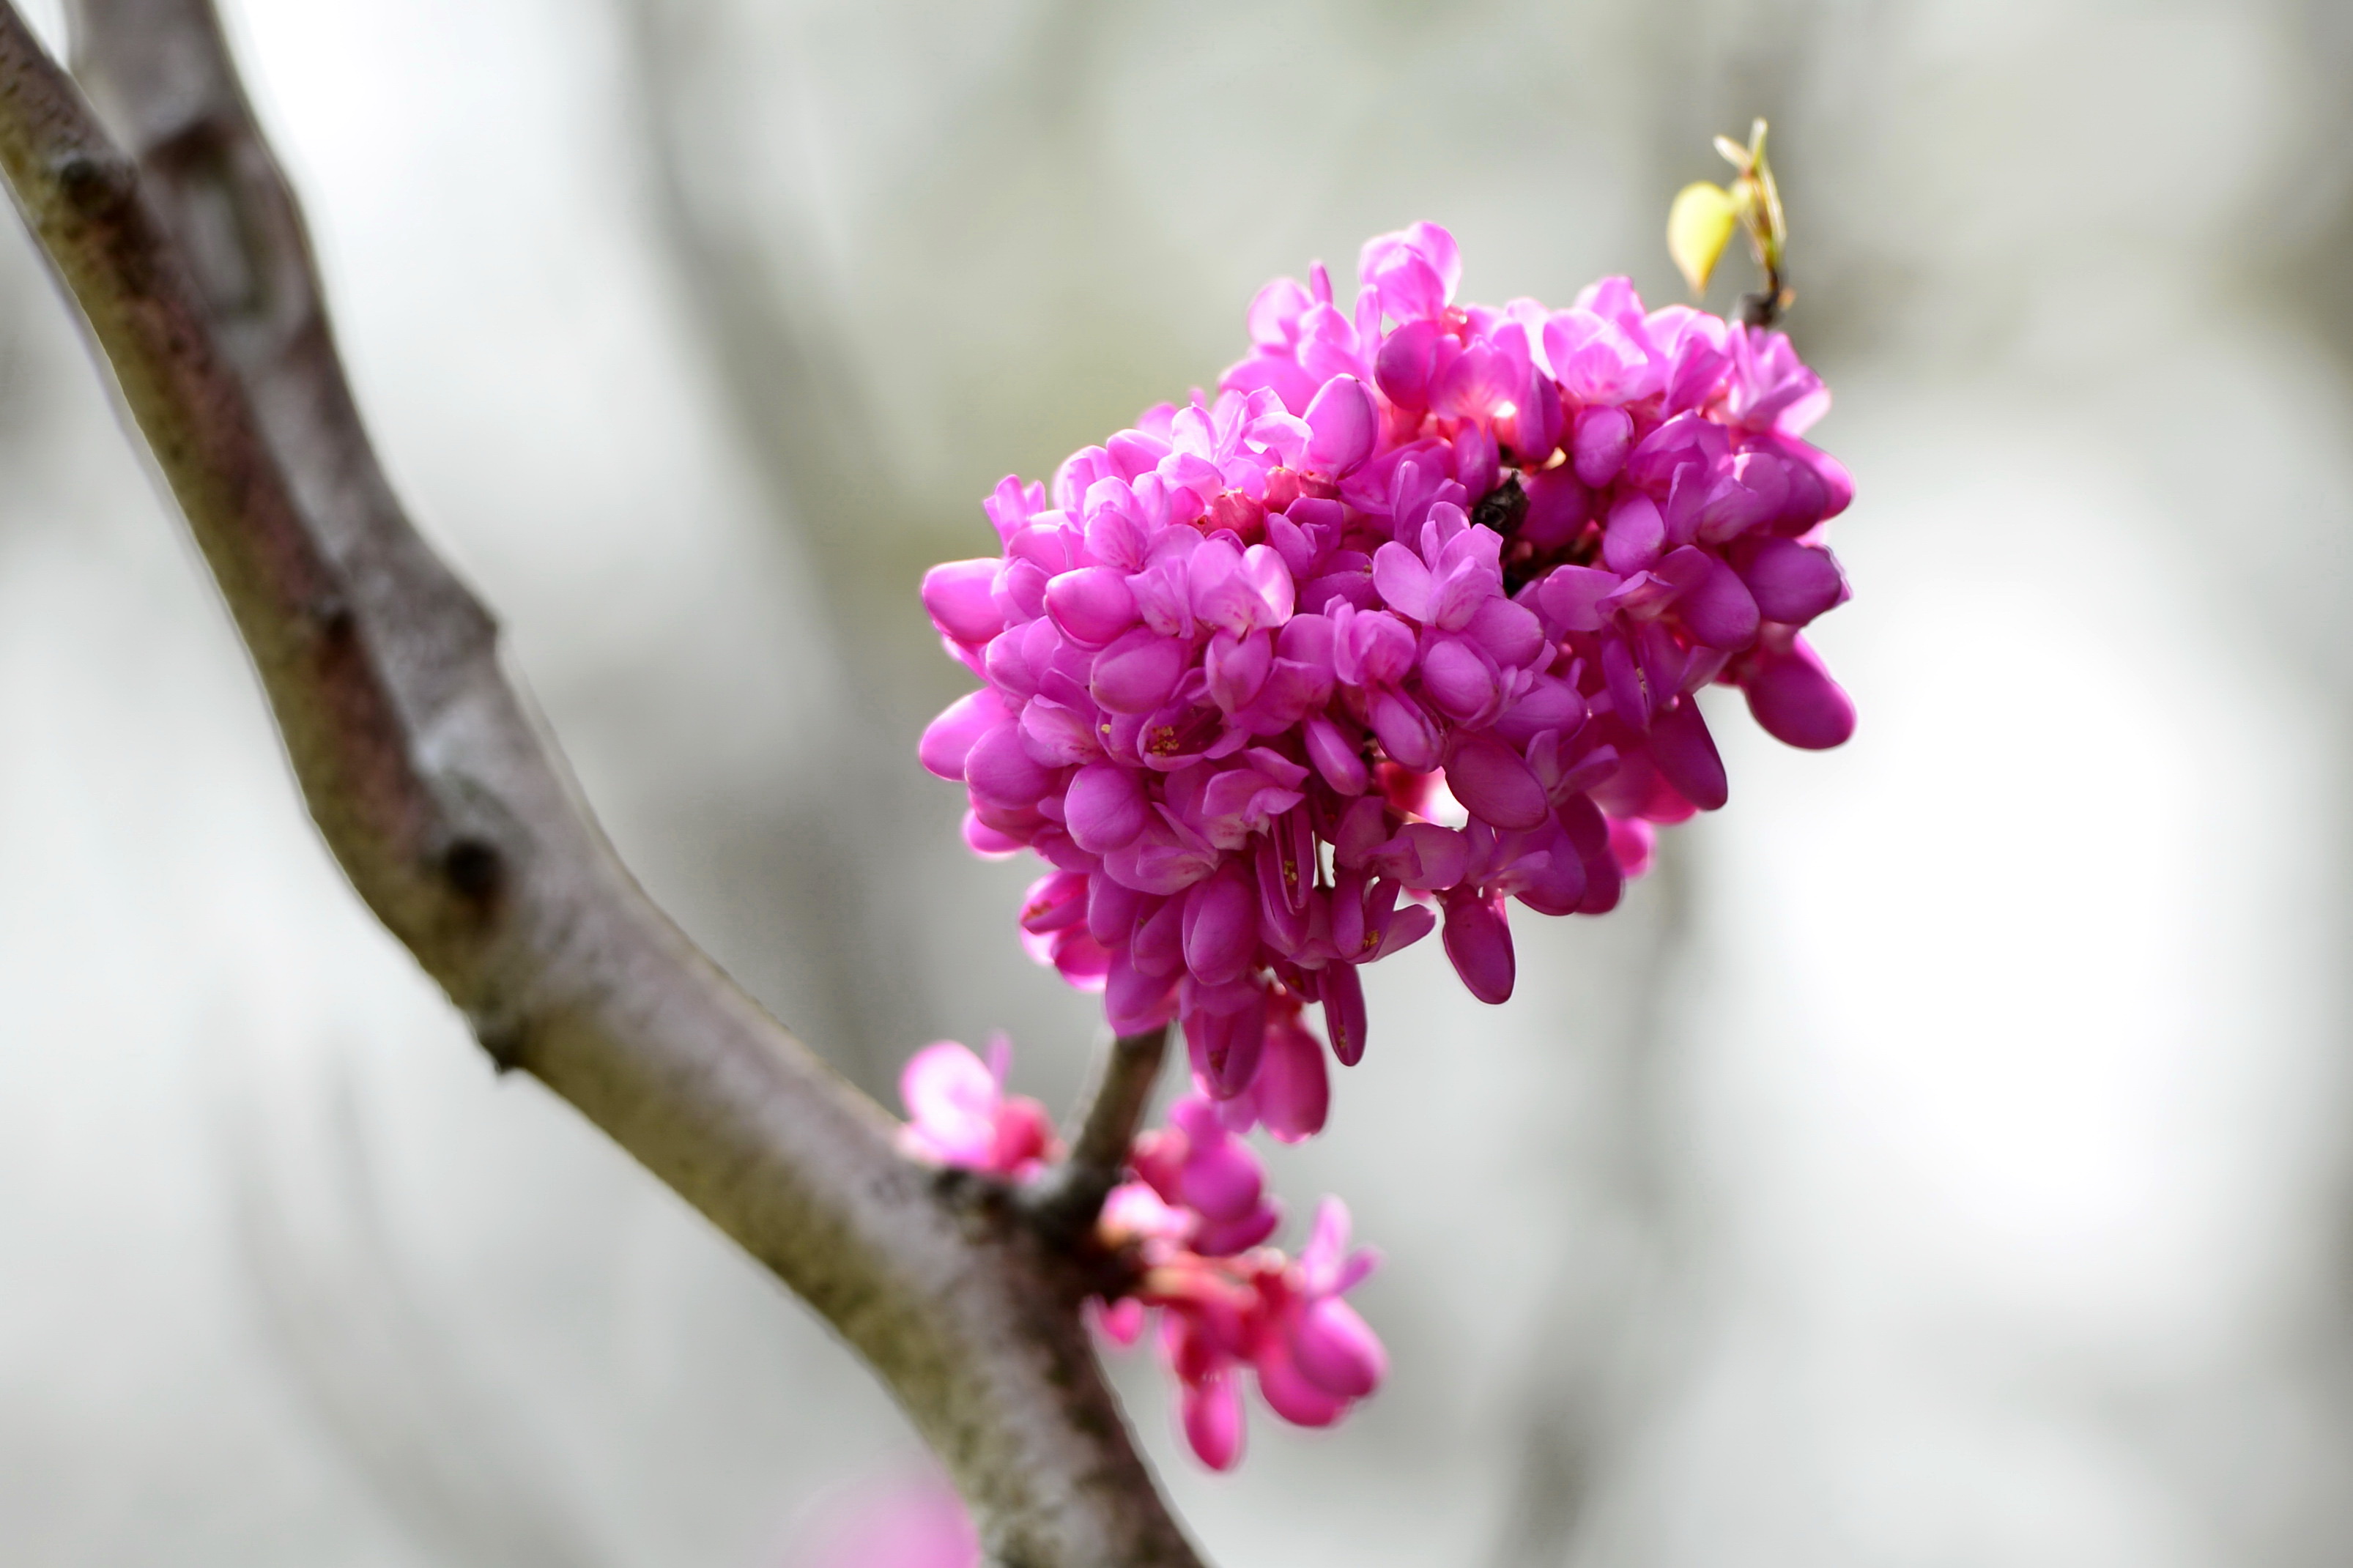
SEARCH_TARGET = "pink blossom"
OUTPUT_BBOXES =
[1095,1177,1386,1471]
[916,229,1856,1465]
[919,224,1855,1084]
[783,1471,977,1568]
[894,1036,1059,1179]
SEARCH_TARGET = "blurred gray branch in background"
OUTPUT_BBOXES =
[227,1057,619,1568]
[0,1,1207,1561]
[618,0,927,1090]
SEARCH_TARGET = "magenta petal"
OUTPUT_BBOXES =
[964,722,1057,808]
[1602,492,1665,575]
[1740,538,1848,625]
[919,689,1011,781]
[1131,895,1187,977]
[922,557,1006,644]
[1320,962,1368,1066]
[1303,374,1378,476]
[1419,636,1500,722]
[1304,715,1369,795]
[1253,1020,1330,1142]
[1289,1297,1386,1399]
[1091,629,1188,714]
[1746,637,1856,749]
[1255,836,1311,954]
[1571,404,1634,488]
[1255,1338,1351,1428]
[1088,876,1143,945]
[1648,697,1729,811]
[1656,546,1760,649]
[1182,863,1261,986]
[1176,1144,1267,1225]
[1066,761,1150,852]
[1184,989,1267,1099]
[1535,565,1618,634]
[1443,731,1549,831]
[1370,901,1436,959]
[961,810,1021,858]
[1191,1203,1281,1256]
[1045,566,1140,647]
[1368,688,1442,771]
[1601,636,1650,729]
[1370,541,1434,623]
[1441,889,1516,1004]
[1105,950,1179,1034]
[1182,1374,1245,1471]
[1371,822,1470,891]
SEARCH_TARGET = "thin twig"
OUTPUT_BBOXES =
[0,5,1202,1562]
[1025,1024,1170,1245]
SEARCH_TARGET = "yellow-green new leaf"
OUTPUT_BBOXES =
[1667,180,1738,297]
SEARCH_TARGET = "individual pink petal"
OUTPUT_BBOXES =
[963,723,1057,809]
[960,810,1021,858]
[1303,374,1378,476]
[919,689,1011,781]
[1655,546,1760,650]
[789,1470,978,1568]
[1182,862,1261,986]
[1603,492,1665,575]
[1571,404,1634,488]
[922,558,1006,646]
[1289,1296,1387,1400]
[1253,1018,1330,1142]
[1254,1338,1351,1428]
[1045,566,1140,648]
[897,1041,998,1167]
[1745,636,1856,749]
[1184,986,1268,1101]
[1738,537,1848,625]
[1204,628,1274,713]
[1320,962,1368,1067]
[1442,731,1549,831]
[1369,900,1437,959]
[1464,595,1547,669]
[1105,950,1180,1034]
[1190,1204,1281,1256]
[1297,716,1363,798]
[1090,628,1189,714]
[1607,814,1655,877]
[1368,688,1442,771]
[1419,636,1501,723]
[1370,541,1434,623]
[1065,762,1150,852]
[1535,564,1619,635]
[1130,893,1188,976]
[1440,889,1515,1004]
[1649,696,1729,811]
[1093,1295,1149,1348]
[1369,822,1471,891]
[1181,1373,1246,1471]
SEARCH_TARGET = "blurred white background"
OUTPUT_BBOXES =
[3,0,2352,1564]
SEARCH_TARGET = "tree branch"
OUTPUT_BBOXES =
[0,4,1202,1562]
[1026,1024,1171,1246]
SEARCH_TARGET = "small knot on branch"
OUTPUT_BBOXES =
[48,148,134,219]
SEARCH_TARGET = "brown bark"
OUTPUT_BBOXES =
[0,4,1202,1562]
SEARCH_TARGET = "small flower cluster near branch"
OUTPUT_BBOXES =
[897,1038,1381,1470]
[907,218,1855,1469]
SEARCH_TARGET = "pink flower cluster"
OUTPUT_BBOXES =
[896,1040,1382,1470]
[1097,1117,1383,1470]
[921,221,1854,1083]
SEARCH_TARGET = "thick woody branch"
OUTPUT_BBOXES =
[1026,1024,1171,1245]
[0,4,1201,1563]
